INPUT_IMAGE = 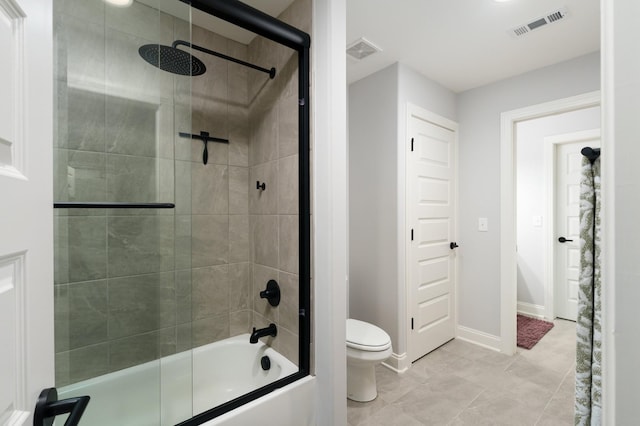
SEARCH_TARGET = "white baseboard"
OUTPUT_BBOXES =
[456,325,501,352]
[517,301,546,319]
[382,351,409,373]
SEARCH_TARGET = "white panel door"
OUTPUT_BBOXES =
[555,137,600,321]
[0,0,54,424]
[407,107,457,362]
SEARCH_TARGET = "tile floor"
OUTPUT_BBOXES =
[347,319,576,426]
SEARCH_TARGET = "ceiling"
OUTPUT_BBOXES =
[346,0,600,92]
[136,0,295,44]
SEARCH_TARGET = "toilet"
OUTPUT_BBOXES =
[346,318,392,402]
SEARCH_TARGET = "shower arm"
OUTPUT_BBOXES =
[172,40,276,79]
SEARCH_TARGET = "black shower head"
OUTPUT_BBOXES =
[138,44,206,76]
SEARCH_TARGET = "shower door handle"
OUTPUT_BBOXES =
[34,387,90,426]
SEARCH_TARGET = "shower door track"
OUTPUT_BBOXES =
[177,0,311,425]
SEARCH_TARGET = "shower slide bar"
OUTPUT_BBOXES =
[53,202,175,209]
[173,40,276,79]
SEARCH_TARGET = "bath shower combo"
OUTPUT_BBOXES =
[44,0,311,425]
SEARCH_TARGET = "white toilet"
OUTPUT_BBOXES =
[346,318,392,402]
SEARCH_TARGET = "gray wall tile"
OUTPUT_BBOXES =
[279,215,299,274]
[278,272,299,334]
[228,106,250,167]
[191,265,229,320]
[109,331,161,372]
[249,106,278,166]
[191,314,229,348]
[108,273,176,339]
[229,215,249,263]
[229,166,249,215]
[249,161,278,215]
[54,217,69,284]
[176,270,192,325]
[278,154,298,215]
[278,94,299,158]
[251,215,278,268]
[108,216,175,277]
[229,262,250,311]
[55,280,108,352]
[105,96,158,157]
[55,343,110,387]
[191,215,228,267]
[68,216,107,282]
[191,163,228,215]
[229,310,251,336]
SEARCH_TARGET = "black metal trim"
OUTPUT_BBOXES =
[183,0,310,50]
[54,202,175,209]
[173,40,276,78]
[176,372,307,426]
[175,1,311,425]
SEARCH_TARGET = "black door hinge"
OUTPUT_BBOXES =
[411,138,414,151]
[411,318,414,330]
[411,229,414,241]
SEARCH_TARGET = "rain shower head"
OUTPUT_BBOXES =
[139,40,276,79]
[138,43,207,76]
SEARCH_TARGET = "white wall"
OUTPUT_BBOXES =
[516,106,601,308]
[349,62,456,362]
[313,0,348,423]
[348,64,399,349]
[456,52,600,336]
[603,0,640,422]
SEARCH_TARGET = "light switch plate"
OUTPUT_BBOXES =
[532,215,543,227]
[478,217,488,232]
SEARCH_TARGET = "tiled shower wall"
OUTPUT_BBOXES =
[246,0,311,367]
[53,0,252,386]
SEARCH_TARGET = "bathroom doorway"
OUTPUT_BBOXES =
[500,91,600,354]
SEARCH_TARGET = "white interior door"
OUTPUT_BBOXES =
[407,105,457,362]
[554,134,600,321]
[0,0,54,424]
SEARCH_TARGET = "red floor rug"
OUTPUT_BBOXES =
[517,314,554,349]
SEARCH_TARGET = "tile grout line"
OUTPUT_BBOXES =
[533,362,574,425]
[445,388,486,425]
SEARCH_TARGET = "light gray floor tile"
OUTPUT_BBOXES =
[347,319,576,425]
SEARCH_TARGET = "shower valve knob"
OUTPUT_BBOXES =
[260,279,280,306]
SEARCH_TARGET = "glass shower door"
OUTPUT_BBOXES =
[52,0,193,424]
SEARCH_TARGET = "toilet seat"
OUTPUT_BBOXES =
[346,319,391,352]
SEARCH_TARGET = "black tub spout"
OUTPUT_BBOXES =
[250,323,277,343]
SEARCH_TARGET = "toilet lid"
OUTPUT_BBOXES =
[346,319,391,351]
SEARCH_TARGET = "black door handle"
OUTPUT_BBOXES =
[450,242,459,250]
[34,388,90,426]
[558,237,573,243]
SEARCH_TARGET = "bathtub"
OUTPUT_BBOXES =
[57,334,298,426]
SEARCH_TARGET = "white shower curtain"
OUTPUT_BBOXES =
[575,155,602,425]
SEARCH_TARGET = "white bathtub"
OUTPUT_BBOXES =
[57,334,298,426]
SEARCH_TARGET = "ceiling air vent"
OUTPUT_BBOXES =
[509,7,569,38]
[346,37,382,60]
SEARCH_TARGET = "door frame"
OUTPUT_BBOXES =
[500,91,600,355]
[405,102,459,366]
[543,129,601,321]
